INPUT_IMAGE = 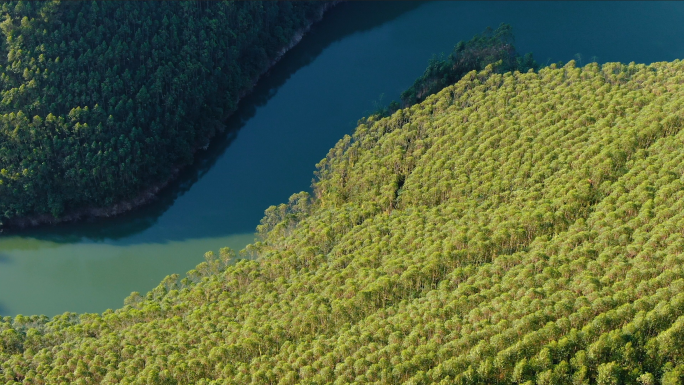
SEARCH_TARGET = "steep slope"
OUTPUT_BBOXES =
[3,60,684,384]
[0,1,327,224]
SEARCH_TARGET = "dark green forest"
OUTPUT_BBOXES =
[376,23,538,117]
[3,59,684,384]
[0,0,326,222]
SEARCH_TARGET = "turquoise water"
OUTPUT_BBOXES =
[2,1,684,316]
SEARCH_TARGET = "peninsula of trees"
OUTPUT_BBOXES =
[377,23,538,117]
[3,59,684,384]
[0,0,327,224]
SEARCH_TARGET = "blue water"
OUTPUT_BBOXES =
[2,1,683,316]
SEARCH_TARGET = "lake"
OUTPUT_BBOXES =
[2,1,684,317]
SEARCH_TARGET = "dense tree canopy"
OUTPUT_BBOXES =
[377,23,538,117]
[0,0,326,222]
[3,59,684,383]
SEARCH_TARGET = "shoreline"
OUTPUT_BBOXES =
[3,2,337,230]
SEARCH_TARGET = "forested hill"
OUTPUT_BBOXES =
[0,1,327,223]
[4,60,684,383]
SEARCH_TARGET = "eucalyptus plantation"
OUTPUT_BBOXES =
[4,59,684,384]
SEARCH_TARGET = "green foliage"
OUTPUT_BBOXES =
[0,0,325,221]
[5,59,684,383]
[376,23,538,117]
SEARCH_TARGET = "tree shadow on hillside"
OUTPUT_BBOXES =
[4,1,425,244]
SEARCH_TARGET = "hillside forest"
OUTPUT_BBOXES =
[0,0,326,223]
[3,53,684,384]
[1,1,684,384]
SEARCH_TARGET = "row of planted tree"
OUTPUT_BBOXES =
[2,59,684,384]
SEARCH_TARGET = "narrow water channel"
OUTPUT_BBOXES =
[2,1,684,317]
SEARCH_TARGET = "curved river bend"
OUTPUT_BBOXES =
[2,1,684,317]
